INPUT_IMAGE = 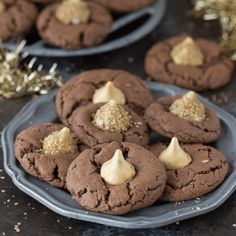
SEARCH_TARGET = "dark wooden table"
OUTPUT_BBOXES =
[1,0,236,235]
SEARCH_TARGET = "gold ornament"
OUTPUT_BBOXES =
[0,41,63,99]
[193,0,236,60]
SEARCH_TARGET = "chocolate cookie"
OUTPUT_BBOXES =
[14,123,86,188]
[66,141,167,215]
[145,35,234,91]
[70,102,150,147]
[0,0,38,41]
[144,96,220,143]
[36,1,112,49]
[56,69,154,126]
[149,143,229,201]
[91,0,153,12]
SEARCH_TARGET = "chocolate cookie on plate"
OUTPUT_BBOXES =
[66,141,167,215]
[150,138,229,201]
[145,35,234,91]
[92,0,153,13]
[0,0,38,41]
[144,91,220,143]
[37,0,112,49]
[14,123,86,188]
[70,100,150,147]
[56,69,154,126]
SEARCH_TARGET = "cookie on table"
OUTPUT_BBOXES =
[149,139,229,201]
[66,141,167,215]
[144,91,220,143]
[14,123,86,188]
[91,0,153,13]
[70,100,150,147]
[0,0,38,41]
[56,69,154,126]
[145,35,234,91]
[36,0,112,49]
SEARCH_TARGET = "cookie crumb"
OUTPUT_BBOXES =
[1,189,6,193]
[14,202,19,206]
[232,224,236,227]
[201,159,209,163]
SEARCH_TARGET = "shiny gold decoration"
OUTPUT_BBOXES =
[0,41,62,99]
[193,0,236,60]
[42,127,77,155]
[93,100,132,133]
[169,91,206,122]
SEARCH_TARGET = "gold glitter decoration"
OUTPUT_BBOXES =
[42,127,77,155]
[169,91,206,122]
[0,41,62,99]
[55,0,90,25]
[193,0,236,60]
[93,100,132,133]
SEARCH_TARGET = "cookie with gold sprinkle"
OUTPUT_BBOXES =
[144,91,220,143]
[70,100,150,147]
[14,123,87,188]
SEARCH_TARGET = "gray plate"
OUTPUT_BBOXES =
[3,0,166,57]
[2,82,236,229]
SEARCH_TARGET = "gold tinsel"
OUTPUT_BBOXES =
[0,41,63,99]
[193,0,236,60]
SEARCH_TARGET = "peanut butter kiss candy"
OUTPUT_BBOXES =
[159,137,192,170]
[55,0,90,25]
[169,91,206,122]
[0,2,6,13]
[43,127,77,155]
[93,100,132,133]
[92,81,126,104]
[170,37,204,66]
[101,149,136,185]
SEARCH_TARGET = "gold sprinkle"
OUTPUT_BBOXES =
[169,91,206,122]
[42,127,77,155]
[93,100,132,133]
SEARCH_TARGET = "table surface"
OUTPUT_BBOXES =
[1,0,236,235]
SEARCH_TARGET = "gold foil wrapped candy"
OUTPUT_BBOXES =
[0,41,63,99]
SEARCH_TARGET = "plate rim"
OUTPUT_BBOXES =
[2,81,236,229]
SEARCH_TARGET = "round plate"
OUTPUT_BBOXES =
[3,0,166,57]
[2,82,236,229]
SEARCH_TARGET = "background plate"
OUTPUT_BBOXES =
[2,82,236,229]
[3,0,166,57]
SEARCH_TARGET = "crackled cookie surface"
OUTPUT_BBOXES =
[145,35,234,91]
[36,1,112,49]
[144,95,220,143]
[14,123,86,188]
[70,102,149,147]
[0,0,38,41]
[66,141,167,215]
[56,69,154,126]
[150,143,229,201]
[91,0,153,12]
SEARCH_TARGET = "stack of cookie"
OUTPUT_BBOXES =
[14,69,229,215]
[0,0,154,49]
